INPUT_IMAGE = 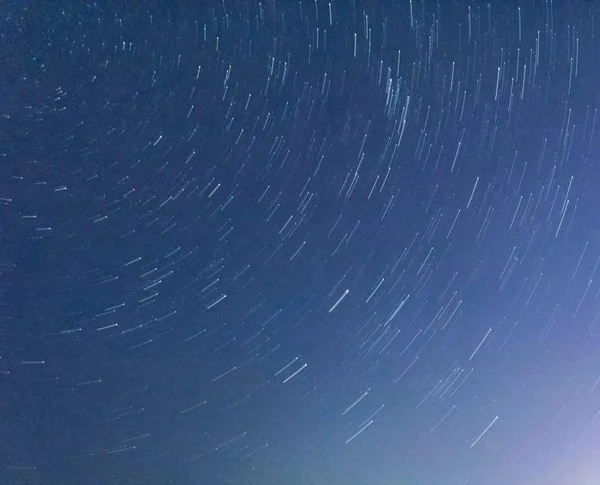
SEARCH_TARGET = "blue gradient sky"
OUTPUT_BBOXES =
[3,1,600,484]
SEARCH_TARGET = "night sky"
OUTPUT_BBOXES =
[2,1,600,484]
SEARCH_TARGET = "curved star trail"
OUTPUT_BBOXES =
[3,1,600,484]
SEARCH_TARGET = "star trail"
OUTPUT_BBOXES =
[2,1,600,484]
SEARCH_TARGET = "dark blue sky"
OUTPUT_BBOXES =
[2,1,600,484]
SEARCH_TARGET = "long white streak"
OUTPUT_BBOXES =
[591,374,600,393]
[466,176,479,208]
[240,443,269,461]
[429,405,456,434]
[185,329,207,342]
[469,327,492,360]
[342,388,370,416]
[329,289,350,313]
[215,432,247,450]
[470,415,499,448]
[180,401,207,414]
[275,357,298,376]
[384,295,410,325]
[357,404,385,430]
[212,366,236,382]
[345,419,374,444]
[366,278,385,303]
[122,433,150,443]
[124,257,141,266]
[283,363,307,383]
[206,294,227,310]
[394,355,419,383]
[105,445,136,455]
[400,329,421,356]
[104,302,125,312]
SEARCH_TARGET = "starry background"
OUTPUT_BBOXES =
[2,1,600,484]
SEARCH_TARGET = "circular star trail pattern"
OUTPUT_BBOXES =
[3,1,600,484]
